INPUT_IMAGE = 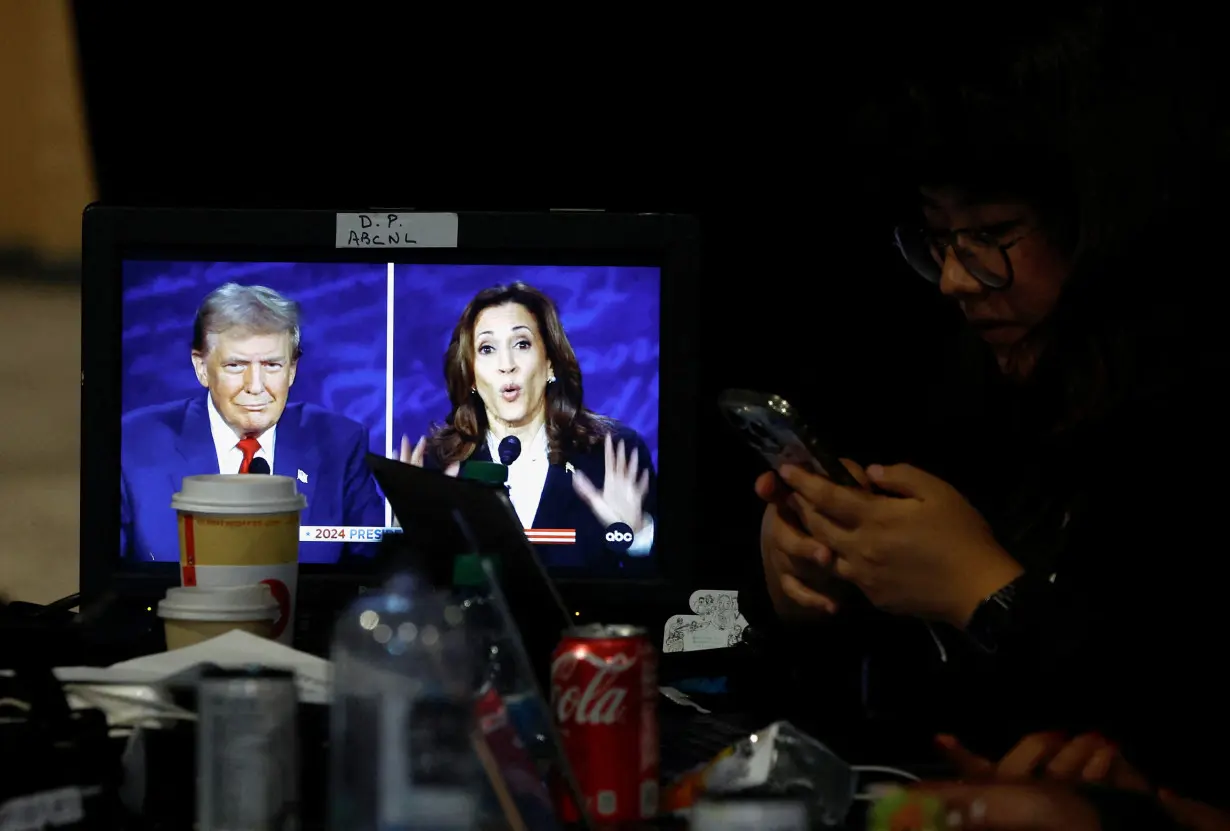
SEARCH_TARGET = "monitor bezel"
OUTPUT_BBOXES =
[81,207,699,620]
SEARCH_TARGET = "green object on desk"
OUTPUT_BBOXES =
[867,789,950,831]
[453,553,500,588]
[452,463,506,591]
[460,460,508,486]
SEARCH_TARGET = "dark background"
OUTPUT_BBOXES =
[71,6,965,604]
[50,8,1230,818]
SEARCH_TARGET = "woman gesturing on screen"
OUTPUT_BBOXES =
[401,282,657,569]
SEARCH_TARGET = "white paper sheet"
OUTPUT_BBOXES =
[55,630,331,704]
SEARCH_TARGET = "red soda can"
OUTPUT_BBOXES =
[551,623,660,823]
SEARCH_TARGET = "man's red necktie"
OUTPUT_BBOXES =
[237,437,261,473]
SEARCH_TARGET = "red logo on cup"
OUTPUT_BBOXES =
[260,578,292,639]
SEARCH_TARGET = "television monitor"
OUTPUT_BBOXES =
[81,208,700,647]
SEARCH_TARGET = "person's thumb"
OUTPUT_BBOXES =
[1158,789,1230,831]
[867,463,929,498]
[755,471,784,503]
[572,469,599,505]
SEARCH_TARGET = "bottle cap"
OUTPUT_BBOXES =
[460,461,508,486]
[453,553,499,587]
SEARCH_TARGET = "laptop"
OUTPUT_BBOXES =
[367,453,757,779]
[366,454,575,676]
[367,453,594,828]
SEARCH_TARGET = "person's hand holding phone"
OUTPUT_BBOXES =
[755,459,868,620]
[776,461,1022,624]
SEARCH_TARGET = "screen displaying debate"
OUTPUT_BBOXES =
[119,261,661,576]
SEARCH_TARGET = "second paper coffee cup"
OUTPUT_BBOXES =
[172,474,307,643]
[159,584,281,650]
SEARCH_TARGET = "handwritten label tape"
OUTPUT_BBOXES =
[335,212,458,248]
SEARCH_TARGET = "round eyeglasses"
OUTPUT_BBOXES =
[894,220,1031,290]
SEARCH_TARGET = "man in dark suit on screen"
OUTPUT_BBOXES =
[120,283,384,564]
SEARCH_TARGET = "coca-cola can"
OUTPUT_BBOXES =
[551,623,660,823]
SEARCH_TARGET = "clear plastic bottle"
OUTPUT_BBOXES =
[329,572,480,831]
[453,554,560,830]
[452,554,514,693]
[453,554,553,757]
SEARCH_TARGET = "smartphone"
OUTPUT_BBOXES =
[717,388,863,488]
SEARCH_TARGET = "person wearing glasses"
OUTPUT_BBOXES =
[892,199,1064,379]
[753,6,1227,805]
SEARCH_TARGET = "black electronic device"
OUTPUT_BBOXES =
[366,453,574,681]
[367,454,595,827]
[80,208,701,647]
[0,664,121,828]
[717,388,863,488]
[246,458,271,475]
[497,436,521,466]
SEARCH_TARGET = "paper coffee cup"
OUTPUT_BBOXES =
[172,474,307,644]
[158,584,281,651]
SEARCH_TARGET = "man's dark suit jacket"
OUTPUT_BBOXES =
[120,395,384,564]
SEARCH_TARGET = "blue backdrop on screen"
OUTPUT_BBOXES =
[392,265,660,466]
[120,262,388,453]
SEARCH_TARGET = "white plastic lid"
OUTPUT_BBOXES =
[158,584,280,623]
[171,474,307,515]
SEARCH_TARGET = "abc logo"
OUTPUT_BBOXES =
[604,522,635,552]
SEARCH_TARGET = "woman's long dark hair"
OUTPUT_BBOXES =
[429,282,613,466]
[861,5,1221,435]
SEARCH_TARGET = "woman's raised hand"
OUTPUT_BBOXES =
[399,435,459,477]
[571,434,650,532]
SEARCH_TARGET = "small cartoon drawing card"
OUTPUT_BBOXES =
[661,590,749,653]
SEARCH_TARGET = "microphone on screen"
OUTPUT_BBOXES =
[498,436,521,466]
[247,458,271,475]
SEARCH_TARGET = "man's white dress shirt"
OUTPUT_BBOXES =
[207,394,276,473]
